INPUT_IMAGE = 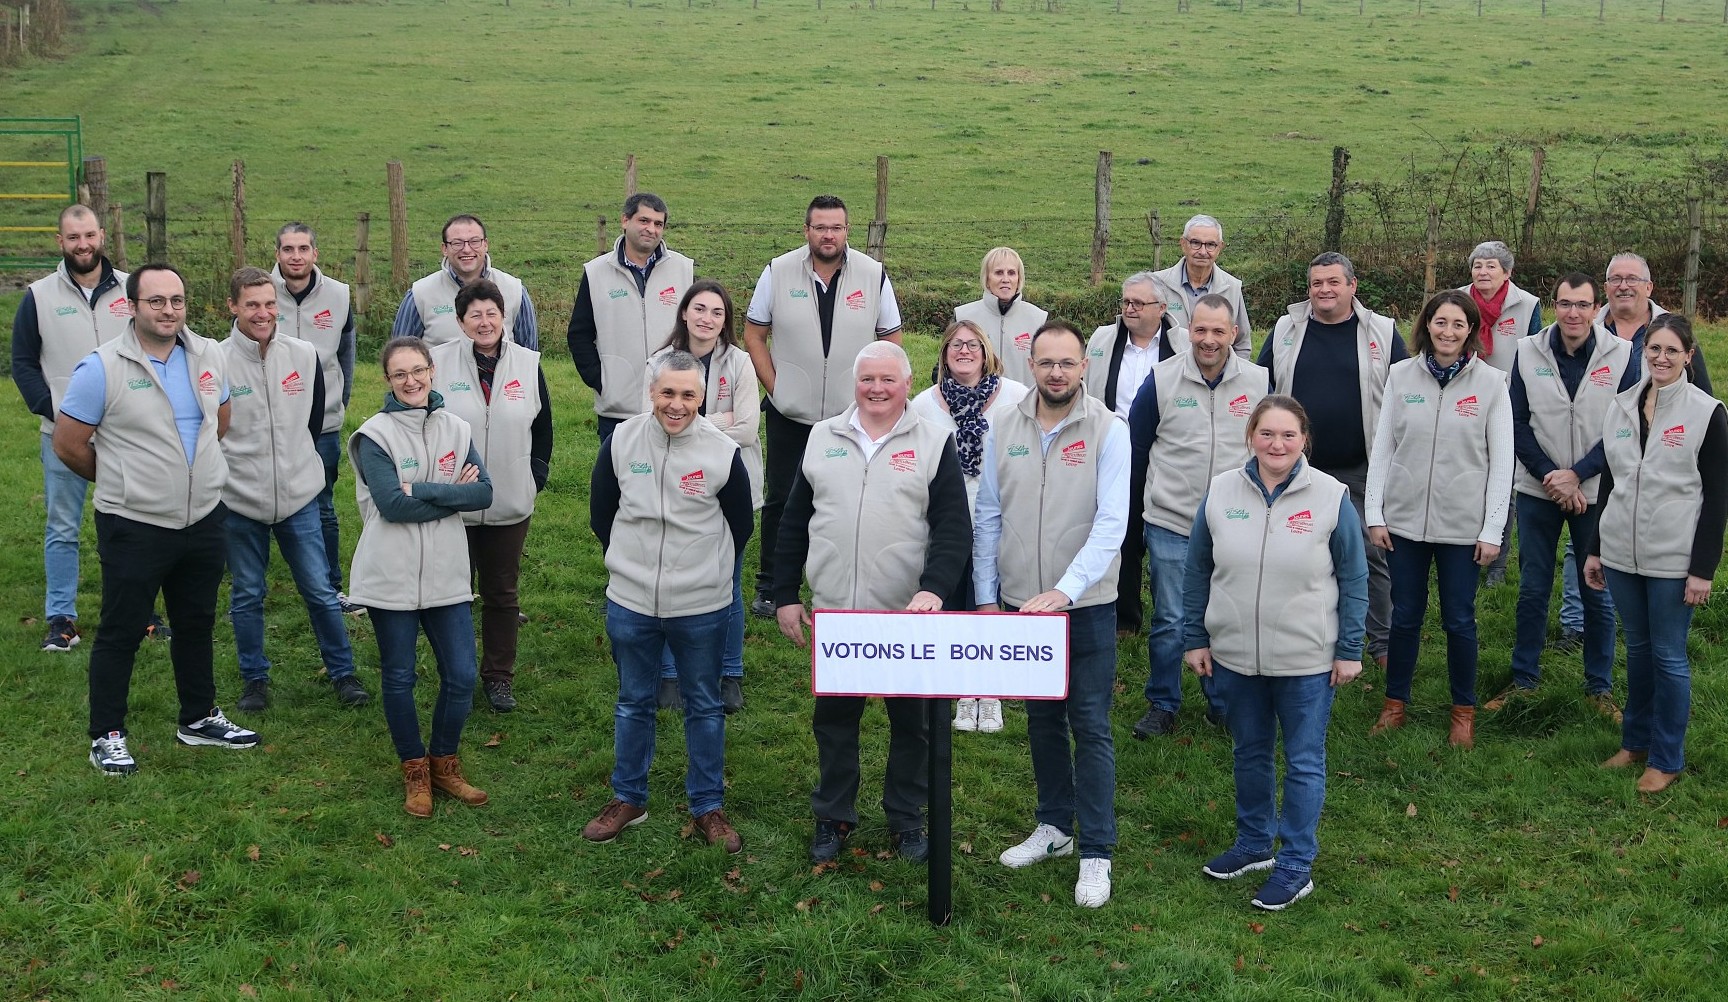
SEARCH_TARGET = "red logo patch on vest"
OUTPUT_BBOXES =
[889,449,916,473]
[1228,394,1251,418]
[1496,316,1518,333]
[1662,424,1686,448]
[1368,340,1383,363]
[1013,331,1032,354]
[1454,395,1479,418]
[197,370,217,395]
[312,308,334,330]
[679,469,707,496]
[1060,440,1088,467]
[658,286,679,307]
[844,289,866,311]
[717,375,731,401]
[108,299,133,319]
[502,378,525,402]
[281,371,304,396]
[438,450,458,477]
[1286,509,1314,535]
[1588,365,1613,388]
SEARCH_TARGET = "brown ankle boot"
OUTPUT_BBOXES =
[1368,698,1407,736]
[428,754,488,806]
[401,757,432,818]
[1448,705,1475,749]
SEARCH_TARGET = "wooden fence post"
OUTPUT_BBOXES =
[1683,196,1702,319]
[1519,147,1545,260]
[387,160,409,287]
[145,171,167,264]
[866,155,889,263]
[81,155,108,219]
[229,159,247,272]
[109,204,126,272]
[1091,151,1112,286]
[1324,146,1349,252]
[1147,209,1162,272]
[625,154,637,200]
[354,211,372,317]
[1423,204,1439,304]
[596,216,608,257]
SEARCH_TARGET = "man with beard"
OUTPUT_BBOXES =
[742,194,904,618]
[11,205,133,652]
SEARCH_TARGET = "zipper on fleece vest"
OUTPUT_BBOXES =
[655,436,671,616]
[1252,490,1272,676]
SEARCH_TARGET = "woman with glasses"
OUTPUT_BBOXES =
[430,280,552,715]
[954,247,1048,385]
[349,337,494,817]
[1584,314,1727,794]
[911,319,1028,733]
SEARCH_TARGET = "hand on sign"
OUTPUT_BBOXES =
[1020,590,1072,614]
[905,591,942,612]
[776,603,812,647]
[1185,647,1213,678]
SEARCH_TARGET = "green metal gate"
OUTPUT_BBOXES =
[0,116,82,269]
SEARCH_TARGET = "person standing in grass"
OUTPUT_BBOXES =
[976,321,1129,909]
[1148,214,1252,358]
[54,263,261,775]
[1363,290,1513,750]
[954,246,1047,386]
[349,337,493,817]
[645,280,759,716]
[775,341,970,868]
[392,214,539,349]
[431,280,551,715]
[909,318,1029,735]
[217,268,369,714]
[1584,315,1727,795]
[568,193,695,443]
[585,351,754,855]
[1184,396,1367,912]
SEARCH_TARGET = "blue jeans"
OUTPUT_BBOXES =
[41,432,89,620]
[1211,668,1336,875]
[1513,495,1614,693]
[372,603,477,761]
[226,501,356,682]
[661,562,745,680]
[315,431,343,593]
[1386,536,1479,706]
[1023,602,1117,859]
[607,600,730,817]
[1144,523,1221,715]
[1560,537,1614,633]
[1603,569,1693,774]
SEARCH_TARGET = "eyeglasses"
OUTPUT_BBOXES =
[1032,359,1082,372]
[807,225,847,236]
[1645,344,1689,358]
[1121,299,1163,312]
[948,339,984,353]
[137,296,187,310]
[443,237,487,250]
[387,365,434,383]
[1605,276,1649,287]
[1555,300,1596,311]
[1183,239,1222,252]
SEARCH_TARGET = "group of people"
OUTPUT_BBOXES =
[11,192,1721,913]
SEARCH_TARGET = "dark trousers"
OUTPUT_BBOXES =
[597,415,622,443]
[87,507,228,738]
[811,695,930,832]
[1385,536,1480,707]
[758,399,813,595]
[466,518,532,685]
[1115,492,1147,633]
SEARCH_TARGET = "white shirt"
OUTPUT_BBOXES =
[847,409,898,463]
[1114,337,1159,421]
[745,261,904,334]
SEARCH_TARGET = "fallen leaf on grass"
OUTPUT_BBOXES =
[1405,803,1419,818]
[1448,886,1459,902]
[176,870,201,889]
[869,903,886,915]
[439,844,452,852]
[246,845,260,862]
[1040,893,1052,903]
[1130,924,1147,933]
[794,897,819,912]
[958,841,973,855]
[160,978,179,991]
[484,733,503,748]
[810,861,837,876]
[458,846,477,857]
[1344,923,1363,933]
[1718,817,1728,828]
[1531,936,1544,948]
[792,969,804,991]
[868,880,884,892]
[1248,922,1265,934]
[239,985,258,998]
[644,868,665,880]
[1234,955,1245,971]
[375,833,394,848]
[1110,961,1129,971]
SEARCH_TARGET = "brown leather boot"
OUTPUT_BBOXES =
[1368,698,1407,736]
[428,754,489,806]
[1448,705,1475,749]
[401,757,432,818]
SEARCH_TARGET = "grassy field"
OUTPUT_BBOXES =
[6,1,1728,999]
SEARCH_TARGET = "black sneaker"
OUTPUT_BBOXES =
[236,678,270,713]
[90,730,137,775]
[517,611,528,624]
[721,676,744,714]
[175,708,260,748]
[892,827,930,864]
[1132,705,1177,739]
[1552,630,1585,656]
[144,614,172,641]
[657,677,684,711]
[484,679,517,712]
[337,593,366,617]
[810,818,852,863]
[749,594,776,619]
[330,674,372,706]
[41,615,80,652]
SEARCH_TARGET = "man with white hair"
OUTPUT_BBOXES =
[1148,215,1252,359]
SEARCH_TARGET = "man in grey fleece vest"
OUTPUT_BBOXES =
[391,214,539,349]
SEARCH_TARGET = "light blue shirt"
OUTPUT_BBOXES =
[390,260,540,349]
[60,342,229,464]
[971,408,1131,606]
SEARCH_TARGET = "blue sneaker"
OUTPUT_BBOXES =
[1202,846,1276,880]
[1250,870,1315,911]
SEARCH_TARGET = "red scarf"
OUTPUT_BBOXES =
[1470,282,1510,358]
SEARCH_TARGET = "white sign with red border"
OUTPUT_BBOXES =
[810,610,1070,699]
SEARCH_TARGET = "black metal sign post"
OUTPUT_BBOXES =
[927,697,953,926]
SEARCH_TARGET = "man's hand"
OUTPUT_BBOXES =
[1543,468,1581,503]
[1330,658,1362,687]
[1582,554,1607,591]
[1185,647,1213,678]
[776,602,812,647]
[1020,589,1072,614]
[905,591,942,612]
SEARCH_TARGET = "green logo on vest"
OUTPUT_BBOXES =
[790,290,810,299]
[629,462,653,474]
[1615,427,1634,439]
[448,380,472,392]
[1403,393,1426,404]
[823,447,848,459]
[1225,507,1250,520]
[1281,332,1295,346]
[1089,347,1106,358]
[400,457,420,471]
[1006,444,1031,457]
[608,288,630,300]
[55,306,78,317]
[1535,366,1555,377]
[126,377,154,390]
[232,384,254,397]
[433,305,454,315]
[1174,395,1199,409]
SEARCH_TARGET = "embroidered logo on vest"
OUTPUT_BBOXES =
[1013,332,1032,355]
[438,450,458,477]
[1007,443,1031,457]
[1174,395,1198,409]
[1224,507,1250,520]
[1454,395,1478,418]
[823,447,848,459]
[55,305,78,317]
[1662,425,1686,448]
[282,372,304,396]
[658,286,678,307]
[313,309,334,330]
[127,377,154,391]
[448,380,472,392]
[1368,340,1383,364]
[400,457,420,471]
[679,470,706,496]
[433,305,455,315]
[232,384,253,397]
[844,289,866,311]
[108,299,133,318]
[1228,394,1251,418]
[502,378,525,402]
[1615,427,1634,439]
[1286,509,1314,535]
[1059,440,1087,467]
[197,371,217,395]
[629,462,653,474]
[1588,366,1613,388]
[717,376,731,401]
[608,288,630,300]
[790,289,810,300]
[1089,346,1106,358]
[889,449,916,473]
[1402,393,1426,404]
[1534,366,1555,377]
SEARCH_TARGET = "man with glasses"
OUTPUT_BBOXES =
[1084,272,1186,638]
[1597,252,1711,394]
[54,264,262,774]
[1149,214,1252,359]
[1489,273,1637,718]
[392,214,539,349]
[742,194,903,618]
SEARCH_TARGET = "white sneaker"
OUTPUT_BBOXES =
[175,707,261,748]
[999,823,1075,868]
[977,699,1004,733]
[90,731,137,775]
[1075,857,1112,908]
[953,698,978,732]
